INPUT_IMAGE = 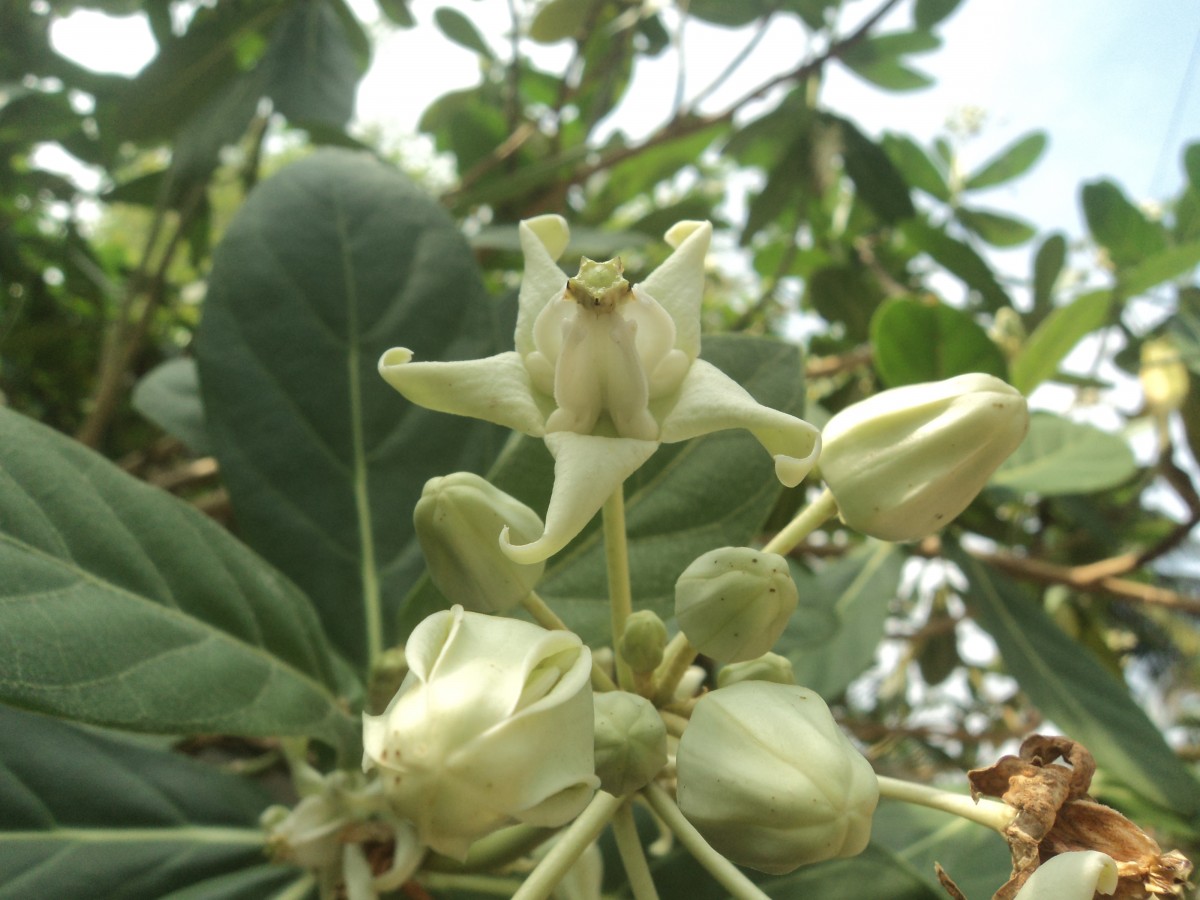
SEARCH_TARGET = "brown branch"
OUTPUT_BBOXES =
[805,344,873,379]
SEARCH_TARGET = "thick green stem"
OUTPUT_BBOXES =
[513,791,624,900]
[613,800,660,900]
[423,823,554,874]
[421,873,525,896]
[641,784,771,900]
[876,775,1016,832]
[653,632,699,706]
[523,592,618,691]
[762,487,838,556]
[603,486,636,691]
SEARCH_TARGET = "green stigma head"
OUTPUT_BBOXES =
[567,257,630,311]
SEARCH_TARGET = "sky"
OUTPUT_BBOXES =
[47,0,1200,248]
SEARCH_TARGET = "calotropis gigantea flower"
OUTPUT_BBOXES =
[362,605,598,859]
[379,217,821,563]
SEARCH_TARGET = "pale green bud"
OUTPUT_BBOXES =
[675,547,798,663]
[1013,851,1118,900]
[363,605,598,859]
[414,472,545,613]
[717,652,797,688]
[620,610,668,673]
[819,373,1029,542]
[676,681,878,875]
[593,691,668,796]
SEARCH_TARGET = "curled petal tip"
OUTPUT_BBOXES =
[521,215,570,261]
[498,524,554,566]
[379,347,414,372]
[664,220,711,248]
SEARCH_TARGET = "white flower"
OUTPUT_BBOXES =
[1013,851,1119,899]
[362,605,598,859]
[379,217,820,563]
[819,373,1029,541]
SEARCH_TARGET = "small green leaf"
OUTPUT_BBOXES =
[954,550,1200,818]
[805,265,881,342]
[434,6,495,58]
[840,55,934,92]
[1120,241,1200,296]
[835,116,916,223]
[784,542,905,699]
[914,0,965,28]
[528,0,593,43]
[881,133,950,202]
[131,358,210,455]
[871,297,1008,386]
[377,0,415,27]
[963,131,1047,191]
[1010,289,1112,393]
[1032,232,1067,316]
[901,219,1010,309]
[991,413,1137,494]
[0,705,300,899]
[1081,179,1168,269]
[839,31,940,93]
[0,407,355,753]
[955,206,1036,247]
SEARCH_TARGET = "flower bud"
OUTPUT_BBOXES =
[1139,338,1188,418]
[414,472,545,613]
[819,373,1029,541]
[363,605,598,859]
[676,681,878,874]
[675,547,798,663]
[593,691,668,796]
[716,652,797,688]
[620,610,668,673]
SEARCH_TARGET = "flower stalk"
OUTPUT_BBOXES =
[762,487,838,556]
[613,801,661,900]
[876,774,1016,832]
[604,486,636,691]
[512,791,625,900]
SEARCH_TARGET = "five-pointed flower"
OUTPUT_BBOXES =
[379,216,820,563]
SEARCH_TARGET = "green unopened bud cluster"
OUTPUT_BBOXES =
[675,547,797,662]
[676,682,878,875]
[819,373,1029,541]
[413,472,545,613]
[593,691,668,796]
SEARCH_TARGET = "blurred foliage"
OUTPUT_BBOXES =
[1,0,1199,896]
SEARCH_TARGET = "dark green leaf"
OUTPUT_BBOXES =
[434,6,495,58]
[377,0,415,27]
[261,0,364,130]
[528,0,594,43]
[1031,232,1067,318]
[963,131,1047,191]
[881,133,950,202]
[784,542,904,698]
[0,408,355,753]
[1010,289,1112,394]
[197,149,510,672]
[991,413,1137,494]
[1081,179,1168,269]
[131,358,211,455]
[840,31,939,93]
[1184,142,1200,195]
[914,0,965,29]
[871,297,1008,386]
[0,706,301,900]
[954,550,1200,818]
[1120,241,1200,296]
[901,219,1009,309]
[760,843,943,898]
[955,206,1036,247]
[805,265,882,342]
[836,116,915,223]
[840,55,933,92]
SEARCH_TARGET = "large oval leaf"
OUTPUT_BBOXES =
[197,149,510,672]
[0,705,303,899]
[991,413,1137,495]
[871,297,1008,387]
[0,407,355,754]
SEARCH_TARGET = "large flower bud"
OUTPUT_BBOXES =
[593,691,668,796]
[676,682,878,874]
[819,373,1029,541]
[414,472,545,613]
[675,547,798,663]
[363,606,598,859]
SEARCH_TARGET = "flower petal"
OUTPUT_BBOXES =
[1013,851,1119,899]
[516,215,570,356]
[499,432,658,563]
[659,359,821,487]
[637,221,711,360]
[378,348,547,437]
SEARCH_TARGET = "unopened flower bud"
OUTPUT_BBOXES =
[620,610,668,673]
[363,605,598,859]
[819,373,1029,541]
[675,547,798,663]
[717,652,797,688]
[414,472,545,613]
[676,682,878,874]
[1139,338,1188,417]
[593,691,668,796]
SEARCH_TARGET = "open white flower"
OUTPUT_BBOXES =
[379,217,820,563]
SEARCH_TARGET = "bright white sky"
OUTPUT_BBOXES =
[48,0,1200,246]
